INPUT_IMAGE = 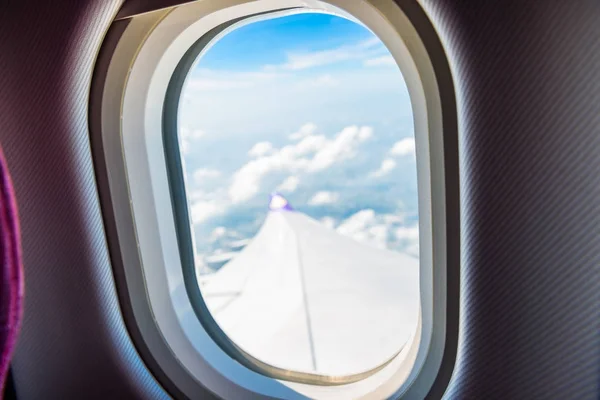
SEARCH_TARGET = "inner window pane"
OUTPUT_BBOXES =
[178,12,419,377]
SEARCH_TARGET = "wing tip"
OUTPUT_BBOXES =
[269,192,294,212]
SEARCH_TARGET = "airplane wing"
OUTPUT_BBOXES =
[201,194,420,375]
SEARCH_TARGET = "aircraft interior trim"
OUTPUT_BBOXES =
[0,0,598,399]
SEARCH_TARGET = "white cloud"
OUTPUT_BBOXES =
[209,227,227,242]
[336,209,376,237]
[186,68,283,92]
[228,157,274,204]
[394,225,419,241]
[367,225,388,249]
[188,79,254,91]
[191,200,226,224]
[289,123,317,140]
[180,127,206,154]
[314,74,339,86]
[229,124,373,203]
[229,238,251,248]
[383,214,405,225]
[264,37,385,71]
[297,74,339,89]
[358,127,374,141]
[405,243,420,258]
[184,40,381,95]
[371,158,397,177]
[336,209,388,249]
[364,55,396,67]
[189,187,229,225]
[248,141,274,158]
[181,127,205,140]
[277,176,300,193]
[195,256,213,277]
[320,216,337,229]
[193,168,221,183]
[292,134,328,155]
[390,137,416,156]
[308,191,340,206]
[394,224,420,257]
[186,38,387,96]
[307,126,373,172]
[335,210,418,251]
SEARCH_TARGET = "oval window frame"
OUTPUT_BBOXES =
[91,0,459,398]
[163,10,416,386]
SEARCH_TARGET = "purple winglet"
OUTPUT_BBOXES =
[269,192,294,212]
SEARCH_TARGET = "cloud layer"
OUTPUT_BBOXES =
[229,124,373,204]
[183,120,419,260]
[178,20,417,267]
[277,176,300,193]
[364,55,396,67]
[263,37,385,71]
[371,158,397,177]
[308,191,340,206]
[390,137,416,156]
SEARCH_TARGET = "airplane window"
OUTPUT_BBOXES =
[175,12,419,379]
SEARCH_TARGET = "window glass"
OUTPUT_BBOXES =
[178,12,419,376]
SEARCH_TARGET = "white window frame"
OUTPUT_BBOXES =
[95,0,459,398]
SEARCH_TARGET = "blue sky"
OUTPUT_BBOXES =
[178,12,418,271]
[199,13,372,71]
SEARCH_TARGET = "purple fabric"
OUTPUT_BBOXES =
[0,147,23,393]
